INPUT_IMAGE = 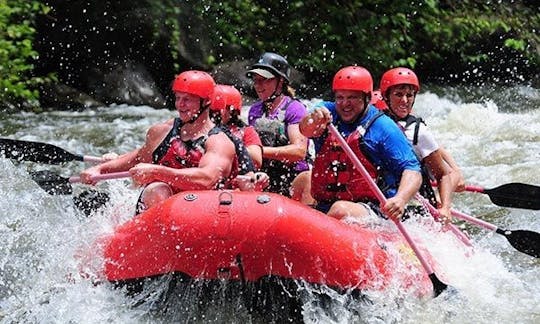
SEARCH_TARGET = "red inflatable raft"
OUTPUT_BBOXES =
[101,190,434,296]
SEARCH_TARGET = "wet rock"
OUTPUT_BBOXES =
[38,83,104,110]
[89,60,168,108]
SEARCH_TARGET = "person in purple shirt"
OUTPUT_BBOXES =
[246,52,310,196]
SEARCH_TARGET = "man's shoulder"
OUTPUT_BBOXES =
[148,119,174,136]
[320,101,335,110]
[208,128,235,144]
[364,107,395,129]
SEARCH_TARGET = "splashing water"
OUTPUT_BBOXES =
[0,88,539,323]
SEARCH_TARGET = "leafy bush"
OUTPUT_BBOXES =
[190,0,539,84]
[1,0,538,110]
[0,0,55,111]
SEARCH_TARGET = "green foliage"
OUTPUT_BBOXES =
[184,0,539,83]
[504,38,526,52]
[0,0,55,110]
[415,1,538,65]
[1,0,538,110]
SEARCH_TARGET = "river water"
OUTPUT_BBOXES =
[0,85,539,323]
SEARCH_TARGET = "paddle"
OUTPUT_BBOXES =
[431,181,540,210]
[328,124,451,297]
[414,194,473,247]
[31,170,131,195]
[449,209,540,258]
[0,138,103,164]
[465,183,540,210]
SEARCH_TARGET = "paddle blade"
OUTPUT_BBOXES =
[73,189,110,216]
[429,273,449,297]
[486,183,540,210]
[496,229,540,258]
[30,170,73,195]
[0,138,82,164]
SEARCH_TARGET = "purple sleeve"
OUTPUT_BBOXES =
[284,100,307,125]
[247,101,264,126]
[285,100,310,172]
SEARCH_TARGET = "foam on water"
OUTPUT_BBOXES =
[1,92,539,323]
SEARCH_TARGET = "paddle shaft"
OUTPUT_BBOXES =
[328,125,442,284]
[31,170,131,196]
[415,194,473,247]
[69,171,131,184]
[430,180,483,193]
[449,209,495,231]
[82,156,103,163]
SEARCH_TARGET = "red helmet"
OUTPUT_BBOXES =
[380,67,420,97]
[332,66,373,94]
[172,70,215,99]
[210,84,243,112]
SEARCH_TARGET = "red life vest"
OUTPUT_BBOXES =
[152,120,239,189]
[156,136,205,169]
[311,129,379,203]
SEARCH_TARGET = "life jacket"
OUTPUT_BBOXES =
[386,112,438,206]
[252,97,311,196]
[253,98,294,148]
[152,118,254,189]
[311,114,383,204]
[220,124,256,175]
[398,114,423,146]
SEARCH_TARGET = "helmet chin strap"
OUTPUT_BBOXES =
[341,100,369,125]
[263,81,283,113]
[185,99,209,124]
[347,94,370,124]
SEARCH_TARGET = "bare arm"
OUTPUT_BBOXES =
[440,146,465,192]
[383,169,422,220]
[423,149,458,221]
[247,144,263,170]
[130,132,236,191]
[262,123,307,163]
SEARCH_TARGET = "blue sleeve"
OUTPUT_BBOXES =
[309,100,334,113]
[364,116,421,177]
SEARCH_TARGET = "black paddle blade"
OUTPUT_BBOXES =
[429,273,449,297]
[486,183,540,210]
[496,228,540,258]
[0,138,82,164]
[30,170,73,195]
[73,189,110,216]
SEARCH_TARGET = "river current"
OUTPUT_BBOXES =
[0,85,539,323]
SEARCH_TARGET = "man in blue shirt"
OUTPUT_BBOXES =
[299,66,421,221]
